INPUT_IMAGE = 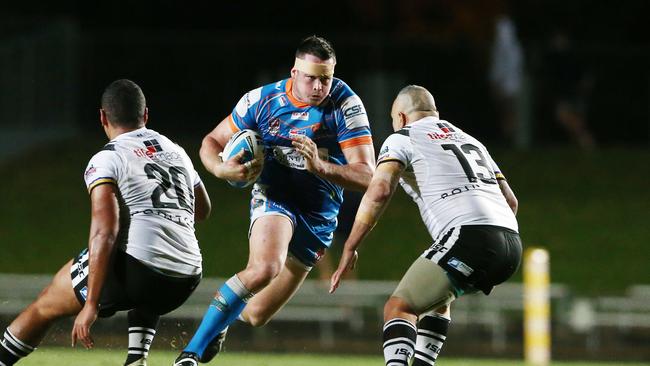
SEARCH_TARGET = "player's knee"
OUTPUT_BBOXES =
[434,304,450,316]
[384,296,414,320]
[28,300,66,323]
[30,284,79,320]
[243,263,282,291]
[243,305,273,327]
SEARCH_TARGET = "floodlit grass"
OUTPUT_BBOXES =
[16,347,649,366]
[1,137,648,295]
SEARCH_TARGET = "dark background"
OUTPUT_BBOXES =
[1,2,649,360]
[2,0,649,147]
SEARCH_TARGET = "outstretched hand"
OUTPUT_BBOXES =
[71,304,98,349]
[329,249,358,294]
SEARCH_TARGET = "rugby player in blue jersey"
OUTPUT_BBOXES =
[174,35,375,365]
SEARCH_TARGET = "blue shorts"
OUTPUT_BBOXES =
[250,184,337,267]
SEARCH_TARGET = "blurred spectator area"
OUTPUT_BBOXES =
[0,18,79,159]
[1,6,649,151]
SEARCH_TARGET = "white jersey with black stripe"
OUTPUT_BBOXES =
[377,116,518,241]
[83,127,202,276]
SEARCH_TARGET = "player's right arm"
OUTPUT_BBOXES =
[329,161,404,293]
[72,183,120,349]
[329,132,411,293]
[199,116,261,183]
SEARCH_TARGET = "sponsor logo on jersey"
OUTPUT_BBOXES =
[278,96,287,107]
[377,146,393,162]
[291,111,309,121]
[427,123,466,141]
[330,81,343,94]
[343,104,364,119]
[379,145,389,155]
[152,151,182,162]
[427,132,450,140]
[236,87,263,117]
[132,140,182,161]
[271,146,306,170]
[130,208,193,227]
[440,184,481,199]
[437,122,456,133]
[144,139,163,153]
[84,165,97,179]
[268,118,281,136]
[341,95,369,129]
[133,140,164,158]
[427,131,466,142]
[289,128,306,137]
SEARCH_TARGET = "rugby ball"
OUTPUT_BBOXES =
[220,129,264,188]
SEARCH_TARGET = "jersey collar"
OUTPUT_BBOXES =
[112,126,149,141]
[285,79,311,109]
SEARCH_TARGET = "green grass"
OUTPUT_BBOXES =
[0,137,648,295]
[16,347,648,366]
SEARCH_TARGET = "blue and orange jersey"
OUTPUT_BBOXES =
[229,77,373,222]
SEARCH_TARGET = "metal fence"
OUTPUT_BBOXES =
[1,274,649,361]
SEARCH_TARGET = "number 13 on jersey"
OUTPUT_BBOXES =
[442,143,497,184]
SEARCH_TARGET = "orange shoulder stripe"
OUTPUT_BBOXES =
[340,136,373,149]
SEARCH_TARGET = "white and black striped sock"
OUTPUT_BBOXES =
[382,318,416,366]
[412,314,450,366]
[125,326,155,365]
[0,329,35,366]
[124,309,159,365]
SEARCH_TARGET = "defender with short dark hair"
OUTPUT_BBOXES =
[101,79,147,128]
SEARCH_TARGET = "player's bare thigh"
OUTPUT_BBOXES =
[240,255,310,327]
[238,214,294,293]
[27,259,82,315]
[9,259,82,343]
[391,257,456,316]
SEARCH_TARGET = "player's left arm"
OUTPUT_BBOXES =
[194,180,211,222]
[292,136,375,192]
[498,178,518,215]
[329,161,403,293]
[71,183,120,349]
[486,148,518,215]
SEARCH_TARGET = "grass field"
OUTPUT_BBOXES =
[16,347,649,366]
[0,136,648,295]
